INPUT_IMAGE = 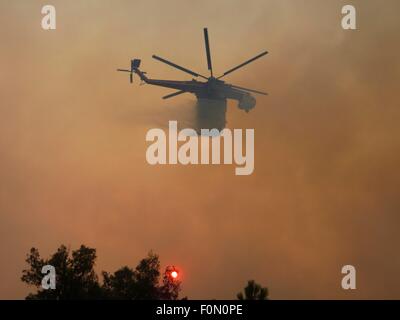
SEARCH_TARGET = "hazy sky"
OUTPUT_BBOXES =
[1,0,400,299]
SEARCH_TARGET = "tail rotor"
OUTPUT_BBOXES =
[117,59,141,84]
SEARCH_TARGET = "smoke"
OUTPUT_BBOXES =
[141,99,198,131]
[1,0,400,300]
[135,98,228,134]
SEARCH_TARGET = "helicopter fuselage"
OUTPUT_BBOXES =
[135,69,256,112]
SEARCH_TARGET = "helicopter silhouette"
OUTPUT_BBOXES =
[117,28,268,132]
[118,28,268,130]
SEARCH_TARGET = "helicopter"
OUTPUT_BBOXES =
[117,28,268,113]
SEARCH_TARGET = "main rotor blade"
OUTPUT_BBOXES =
[162,90,186,100]
[231,84,268,96]
[203,28,213,77]
[152,55,208,80]
[218,51,268,79]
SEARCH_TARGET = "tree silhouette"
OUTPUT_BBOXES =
[102,266,137,299]
[102,251,180,300]
[158,266,182,300]
[237,280,269,300]
[21,245,102,299]
[22,245,181,300]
